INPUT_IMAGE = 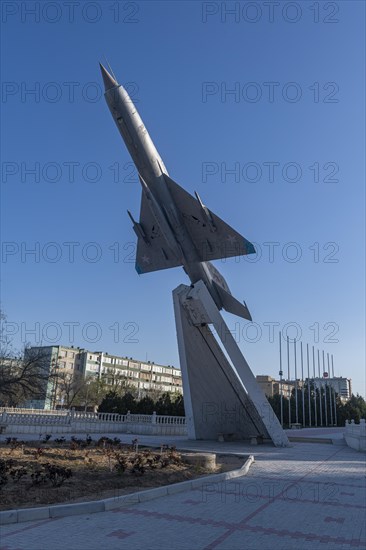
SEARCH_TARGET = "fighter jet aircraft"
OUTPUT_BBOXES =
[100,63,255,320]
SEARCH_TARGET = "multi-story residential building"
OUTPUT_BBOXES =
[83,350,183,395]
[23,345,84,409]
[24,345,183,409]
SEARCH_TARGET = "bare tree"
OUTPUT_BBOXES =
[51,370,87,409]
[74,378,108,411]
[0,312,56,406]
[0,347,55,406]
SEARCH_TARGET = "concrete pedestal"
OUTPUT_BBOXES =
[173,281,289,447]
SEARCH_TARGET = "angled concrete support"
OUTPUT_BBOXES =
[173,281,289,447]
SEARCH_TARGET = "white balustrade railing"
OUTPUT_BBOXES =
[344,419,366,452]
[1,413,70,425]
[345,419,366,435]
[0,409,186,427]
[0,407,69,415]
[156,415,186,425]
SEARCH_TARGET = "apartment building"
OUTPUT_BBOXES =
[83,349,182,394]
[25,345,183,409]
[22,345,85,409]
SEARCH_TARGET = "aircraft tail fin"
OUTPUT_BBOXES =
[212,280,252,321]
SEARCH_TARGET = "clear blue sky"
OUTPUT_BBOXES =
[1,1,365,395]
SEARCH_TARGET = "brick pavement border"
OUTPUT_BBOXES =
[0,455,254,526]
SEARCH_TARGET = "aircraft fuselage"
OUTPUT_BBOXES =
[103,76,223,305]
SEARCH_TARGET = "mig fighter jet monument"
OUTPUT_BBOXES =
[100,63,289,447]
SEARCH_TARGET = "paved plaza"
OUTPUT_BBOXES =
[0,434,365,550]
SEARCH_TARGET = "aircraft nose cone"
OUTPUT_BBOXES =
[99,62,118,91]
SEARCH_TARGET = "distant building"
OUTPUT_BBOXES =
[312,377,352,401]
[83,349,182,395]
[256,375,297,399]
[22,346,59,409]
[256,374,351,402]
[24,345,183,409]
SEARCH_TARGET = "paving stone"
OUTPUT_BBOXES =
[0,436,365,550]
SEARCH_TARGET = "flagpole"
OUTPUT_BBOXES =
[279,331,283,427]
[312,346,317,427]
[327,353,333,426]
[317,349,323,426]
[307,343,312,426]
[322,350,328,426]
[294,338,298,424]
[301,341,305,427]
[332,354,337,426]
[287,335,291,428]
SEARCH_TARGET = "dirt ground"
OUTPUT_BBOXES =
[0,437,244,510]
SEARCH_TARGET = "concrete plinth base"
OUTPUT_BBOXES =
[173,281,289,447]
